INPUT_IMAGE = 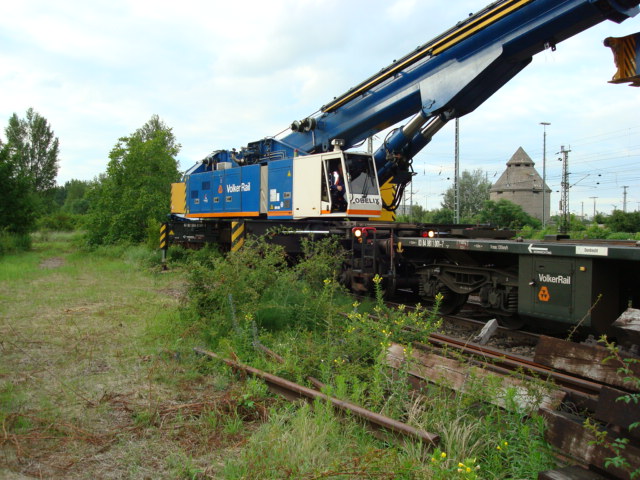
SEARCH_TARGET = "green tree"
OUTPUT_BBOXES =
[397,204,429,223]
[61,179,92,214]
[478,199,541,229]
[568,213,587,232]
[441,169,491,221]
[0,143,37,233]
[605,210,640,233]
[430,208,454,224]
[594,212,608,224]
[85,115,181,245]
[4,108,60,193]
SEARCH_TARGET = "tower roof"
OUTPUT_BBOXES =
[506,146,534,166]
[490,146,550,193]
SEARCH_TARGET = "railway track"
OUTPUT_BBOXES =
[385,326,639,479]
[194,289,640,478]
[198,318,639,478]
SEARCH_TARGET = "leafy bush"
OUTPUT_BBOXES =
[0,231,32,256]
[36,212,81,231]
[605,210,640,233]
[606,232,635,240]
[478,199,540,229]
[583,224,611,239]
[185,237,346,349]
[146,217,162,250]
[179,237,560,479]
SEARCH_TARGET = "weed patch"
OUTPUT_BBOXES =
[183,239,558,478]
[0,231,31,256]
[0,235,244,478]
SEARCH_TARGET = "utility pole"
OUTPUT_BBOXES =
[623,185,629,213]
[540,122,550,228]
[454,118,460,224]
[410,181,414,222]
[558,145,571,233]
[590,196,598,220]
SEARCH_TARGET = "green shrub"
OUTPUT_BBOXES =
[146,217,162,250]
[36,212,80,231]
[181,238,557,479]
[0,231,32,256]
[583,224,610,239]
[606,231,635,240]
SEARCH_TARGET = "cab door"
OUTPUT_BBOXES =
[324,156,348,213]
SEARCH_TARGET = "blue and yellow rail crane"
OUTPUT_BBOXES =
[165,0,640,334]
[169,0,639,229]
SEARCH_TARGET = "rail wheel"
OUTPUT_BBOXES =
[420,276,468,315]
[437,287,468,315]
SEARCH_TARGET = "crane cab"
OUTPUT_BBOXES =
[266,151,382,219]
[322,152,382,218]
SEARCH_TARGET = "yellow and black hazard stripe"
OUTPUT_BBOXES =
[231,221,245,252]
[605,33,639,84]
[160,223,168,250]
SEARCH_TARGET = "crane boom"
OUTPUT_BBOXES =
[281,0,639,185]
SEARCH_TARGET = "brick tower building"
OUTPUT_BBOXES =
[489,147,550,221]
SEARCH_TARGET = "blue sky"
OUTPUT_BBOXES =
[1,0,639,216]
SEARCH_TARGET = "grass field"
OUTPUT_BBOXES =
[0,232,256,479]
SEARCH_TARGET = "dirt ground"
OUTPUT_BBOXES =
[0,244,255,479]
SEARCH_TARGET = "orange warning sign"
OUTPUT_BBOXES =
[218,185,223,194]
[538,286,550,302]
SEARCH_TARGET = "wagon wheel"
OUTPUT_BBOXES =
[435,286,468,315]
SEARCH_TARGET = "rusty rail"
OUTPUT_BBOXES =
[420,333,604,396]
[194,347,439,446]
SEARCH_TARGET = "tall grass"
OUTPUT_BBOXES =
[0,232,224,478]
[182,237,557,478]
[0,231,31,256]
[223,401,415,479]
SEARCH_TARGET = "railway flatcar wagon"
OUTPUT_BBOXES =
[397,234,640,334]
